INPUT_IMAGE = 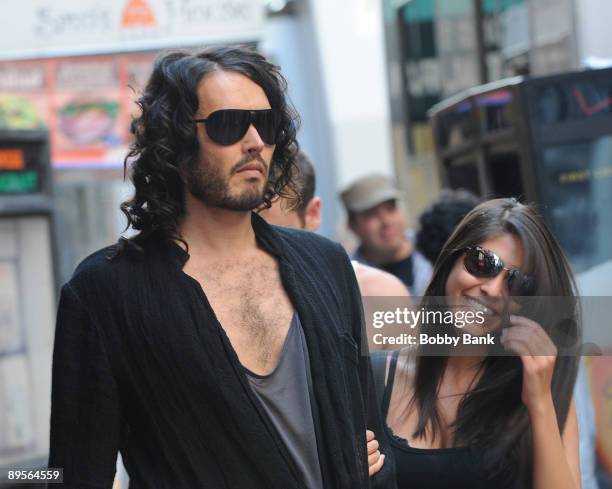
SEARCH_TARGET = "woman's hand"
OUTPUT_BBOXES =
[366,430,385,476]
[500,315,557,414]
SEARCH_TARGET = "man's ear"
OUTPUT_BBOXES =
[304,197,321,232]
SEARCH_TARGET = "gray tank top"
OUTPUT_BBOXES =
[244,313,323,489]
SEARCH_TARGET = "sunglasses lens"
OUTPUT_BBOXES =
[506,270,536,296]
[464,247,502,278]
[203,110,279,145]
[253,110,280,144]
[464,246,536,295]
[205,110,251,145]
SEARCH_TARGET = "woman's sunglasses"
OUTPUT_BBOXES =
[463,246,535,295]
[193,109,280,146]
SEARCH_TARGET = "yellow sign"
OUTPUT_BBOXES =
[559,165,612,184]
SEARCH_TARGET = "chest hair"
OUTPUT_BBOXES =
[185,252,294,374]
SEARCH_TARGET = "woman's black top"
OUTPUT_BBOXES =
[381,351,516,489]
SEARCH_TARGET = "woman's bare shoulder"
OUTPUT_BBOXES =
[352,262,411,297]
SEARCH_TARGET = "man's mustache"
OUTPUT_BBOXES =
[231,154,268,174]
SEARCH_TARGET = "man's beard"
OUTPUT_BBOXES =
[186,154,268,211]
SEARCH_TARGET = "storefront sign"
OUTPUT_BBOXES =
[0,0,265,60]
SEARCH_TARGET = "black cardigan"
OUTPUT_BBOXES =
[48,213,396,489]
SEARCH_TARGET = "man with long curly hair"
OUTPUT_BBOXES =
[48,46,395,489]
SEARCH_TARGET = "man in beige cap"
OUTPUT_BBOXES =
[341,174,432,296]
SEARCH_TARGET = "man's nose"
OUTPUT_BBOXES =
[242,124,265,154]
[379,210,396,228]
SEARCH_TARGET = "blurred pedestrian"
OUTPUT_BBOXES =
[341,174,432,296]
[48,46,395,489]
[258,150,321,231]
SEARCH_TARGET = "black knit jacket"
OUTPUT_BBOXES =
[48,213,396,489]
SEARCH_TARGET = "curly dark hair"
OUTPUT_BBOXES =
[118,45,300,252]
[416,189,481,265]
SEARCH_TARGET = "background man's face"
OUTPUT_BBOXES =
[350,200,406,255]
[260,198,305,228]
[260,194,321,232]
[187,70,276,211]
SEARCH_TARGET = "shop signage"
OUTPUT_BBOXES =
[0,0,265,60]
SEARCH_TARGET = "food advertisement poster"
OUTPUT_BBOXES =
[52,57,124,165]
[0,53,155,168]
[0,62,48,131]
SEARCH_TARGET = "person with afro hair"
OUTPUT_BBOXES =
[416,189,480,266]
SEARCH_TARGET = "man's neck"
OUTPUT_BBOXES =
[362,237,412,266]
[179,194,257,259]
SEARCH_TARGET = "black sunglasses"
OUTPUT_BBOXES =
[463,246,535,295]
[193,109,280,146]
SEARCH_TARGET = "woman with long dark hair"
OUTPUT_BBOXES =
[377,198,581,488]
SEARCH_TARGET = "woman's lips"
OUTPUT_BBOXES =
[463,296,499,316]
